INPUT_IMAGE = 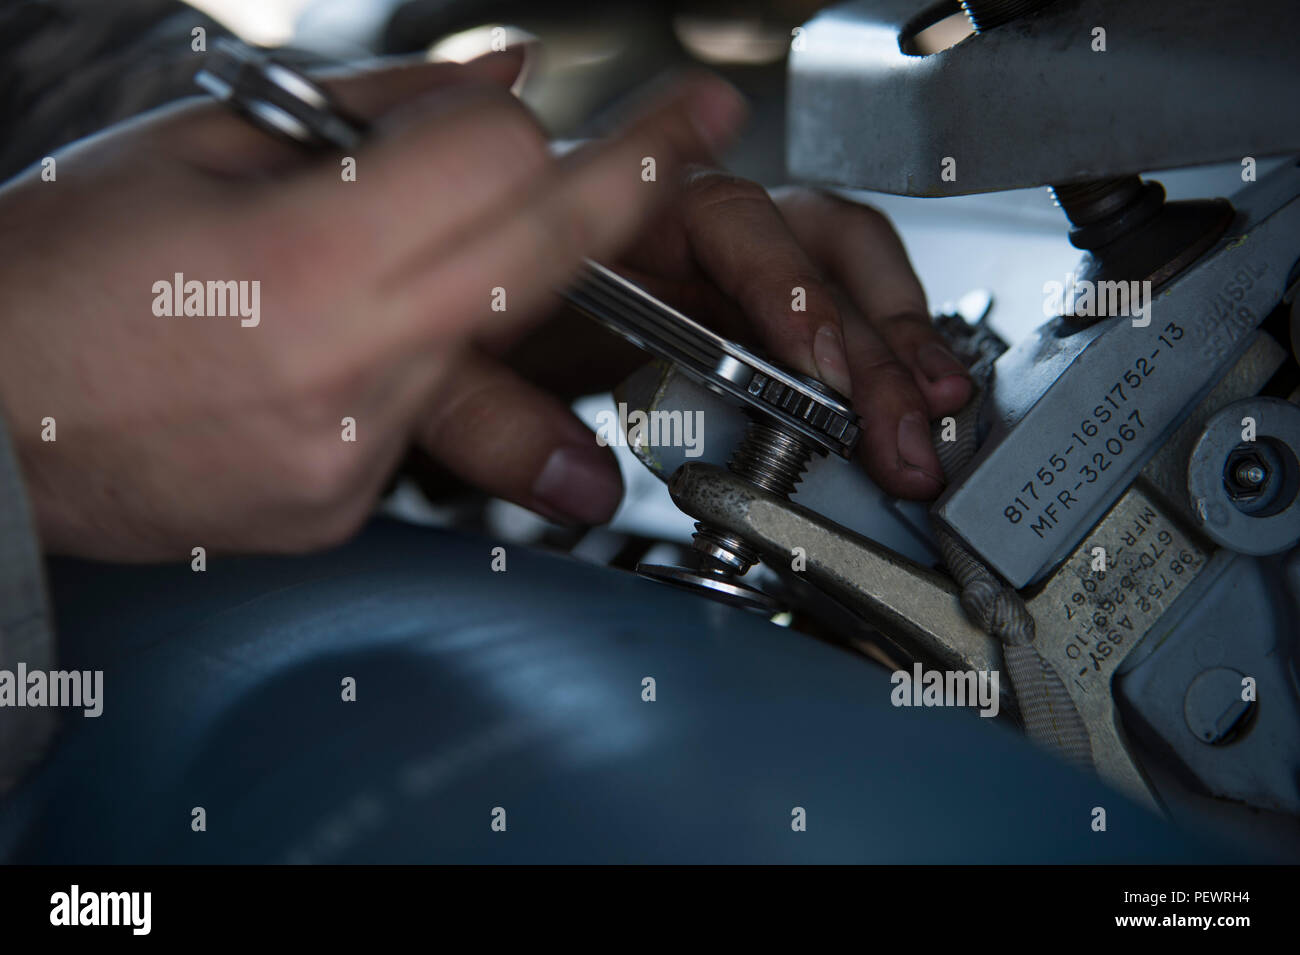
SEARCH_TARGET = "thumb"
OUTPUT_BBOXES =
[418,348,624,526]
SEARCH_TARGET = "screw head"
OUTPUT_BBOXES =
[1223,446,1271,502]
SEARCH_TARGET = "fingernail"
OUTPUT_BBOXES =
[684,78,747,154]
[532,446,622,525]
[812,324,854,398]
[915,343,969,383]
[897,412,944,484]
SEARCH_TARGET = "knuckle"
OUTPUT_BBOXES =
[685,169,771,210]
[860,352,918,390]
[778,185,841,216]
[247,204,360,299]
[480,96,549,167]
[534,192,594,276]
[777,187,892,232]
[842,199,896,235]
[875,310,938,347]
[784,272,838,318]
[277,500,368,553]
[769,183,816,203]
[285,435,357,511]
[304,497,371,550]
[273,337,371,412]
[425,374,502,453]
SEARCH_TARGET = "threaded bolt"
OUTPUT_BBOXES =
[960,0,1057,32]
[691,418,814,575]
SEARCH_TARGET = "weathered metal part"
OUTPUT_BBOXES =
[1140,332,1287,531]
[933,159,1300,586]
[1186,398,1300,554]
[1117,548,1300,818]
[633,371,836,606]
[1066,192,1235,301]
[1183,667,1255,746]
[667,463,1013,715]
[1024,484,1210,809]
[613,361,941,568]
[669,460,1225,810]
[637,409,818,614]
[789,0,1300,196]
[684,416,818,576]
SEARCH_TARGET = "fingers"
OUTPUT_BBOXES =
[768,188,972,499]
[773,188,971,417]
[672,169,854,395]
[285,81,552,275]
[834,291,948,499]
[390,73,747,346]
[612,173,950,500]
[416,348,623,525]
[155,50,526,176]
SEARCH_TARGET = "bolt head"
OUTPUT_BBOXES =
[1224,447,1271,501]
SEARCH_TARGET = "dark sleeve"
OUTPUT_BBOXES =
[0,0,224,182]
[0,409,55,792]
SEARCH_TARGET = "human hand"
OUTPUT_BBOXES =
[0,52,745,559]
[607,174,972,498]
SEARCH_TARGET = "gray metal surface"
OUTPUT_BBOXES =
[1117,550,1300,819]
[788,0,1300,196]
[1023,484,1208,809]
[1140,333,1287,532]
[934,159,1300,586]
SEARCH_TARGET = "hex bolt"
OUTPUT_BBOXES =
[637,374,836,612]
[1223,446,1272,502]
[692,418,815,574]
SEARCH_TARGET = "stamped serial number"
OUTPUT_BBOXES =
[1002,320,1186,537]
[1029,495,1206,694]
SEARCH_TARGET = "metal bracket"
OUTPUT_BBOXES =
[788,0,1300,195]
[667,462,1013,715]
